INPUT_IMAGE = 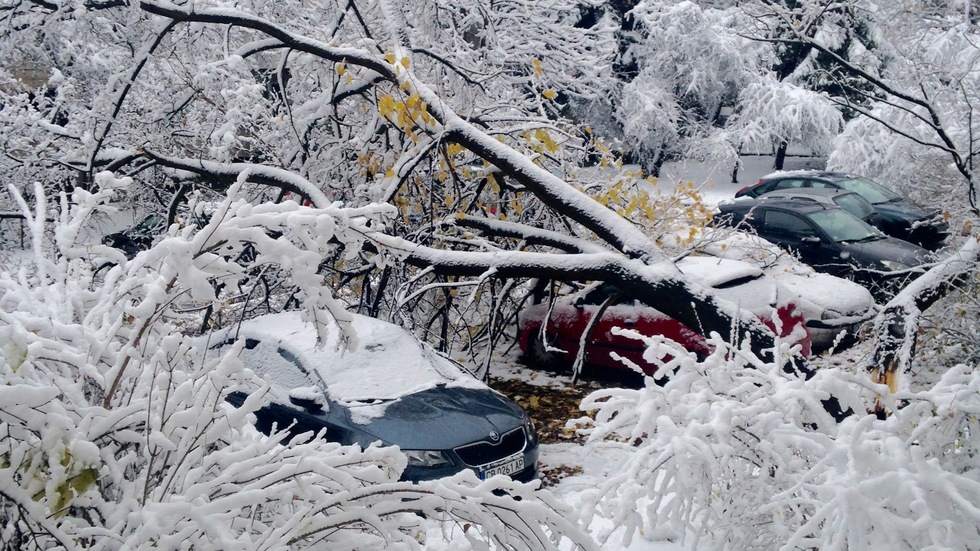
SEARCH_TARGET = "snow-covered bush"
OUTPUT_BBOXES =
[0,183,592,550]
[577,332,980,550]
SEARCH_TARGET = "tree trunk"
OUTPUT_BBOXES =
[650,148,666,178]
[773,140,788,170]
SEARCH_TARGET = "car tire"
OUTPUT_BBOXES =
[525,329,566,371]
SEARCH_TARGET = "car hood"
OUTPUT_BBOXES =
[342,385,526,450]
[841,236,931,267]
[773,272,876,320]
[873,198,939,222]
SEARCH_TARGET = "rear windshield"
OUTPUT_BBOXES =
[835,177,901,204]
[833,193,875,219]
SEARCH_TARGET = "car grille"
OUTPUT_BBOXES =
[453,427,527,467]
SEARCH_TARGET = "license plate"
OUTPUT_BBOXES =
[479,454,525,479]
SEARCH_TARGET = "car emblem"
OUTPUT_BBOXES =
[489,431,500,442]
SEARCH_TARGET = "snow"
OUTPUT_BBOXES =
[226,310,487,406]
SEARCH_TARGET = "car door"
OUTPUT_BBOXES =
[756,209,849,277]
[554,284,697,371]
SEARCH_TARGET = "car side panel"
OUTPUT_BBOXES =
[529,302,708,374]
[744,208,851,278]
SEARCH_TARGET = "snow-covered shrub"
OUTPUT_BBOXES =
[0,183,592,550]
[576,331,980,550]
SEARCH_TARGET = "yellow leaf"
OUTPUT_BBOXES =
[378,94,396,118]
[542,89,557,100]
[401,57,411,68]
[384,52,396,64]
[336,63,346,76]
[533,58,543,75]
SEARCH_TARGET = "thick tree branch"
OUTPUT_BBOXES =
[870,237,980,401]
[141,149,330,207]
[139,0,667,261]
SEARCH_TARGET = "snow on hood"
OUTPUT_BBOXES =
[229,311,484,405]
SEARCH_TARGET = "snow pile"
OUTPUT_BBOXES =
[0,185,593,551]
[574,333,980,550]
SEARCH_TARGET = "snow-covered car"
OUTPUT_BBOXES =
[695,232,878,352]
[517,256,812,375]
[209,311,539,483]
[736,171,949,249]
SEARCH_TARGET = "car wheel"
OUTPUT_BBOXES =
[525,329,565,371]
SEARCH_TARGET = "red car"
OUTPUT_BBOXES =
[517,256,812,375]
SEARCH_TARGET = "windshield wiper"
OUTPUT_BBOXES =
[846,234,884,244]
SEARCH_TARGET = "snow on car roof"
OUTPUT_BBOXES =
[675,255,764,288]
[230,311,483,404]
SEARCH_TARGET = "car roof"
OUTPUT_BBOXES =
[760,170,851,182]
[224,311,484,403]
[719,197,832,215]
[759,188,857,200]
[675,255,764,288]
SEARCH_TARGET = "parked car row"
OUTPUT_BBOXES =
[127,170,943,487]
[715,197,933,298]
[736,171,949,250]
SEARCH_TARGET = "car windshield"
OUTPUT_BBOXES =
[134,214,165,233]
[833,193,875,220]
[808,209,884,243]
[834,177,902,204]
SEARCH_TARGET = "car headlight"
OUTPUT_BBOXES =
[524,417,538,445]
[403,450,451,468]
[821,309,844,321]
[880,260,910,271]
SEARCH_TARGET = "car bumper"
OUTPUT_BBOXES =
[806,311,876,351]
[401,442,540,483]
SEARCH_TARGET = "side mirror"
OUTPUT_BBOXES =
[574,296,585,308]
[289,387,326,412]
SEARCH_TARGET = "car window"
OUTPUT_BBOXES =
[835,177,902,204]
[833,193,875,220]
[808,209,882,242]
[761,210,817,239]
[771,179,805,191]
[808,180,835,189]
[134,214,165,233]
[581,283,631,306]
[235,339,317,391]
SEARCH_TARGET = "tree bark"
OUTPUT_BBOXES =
[773,140,788,170]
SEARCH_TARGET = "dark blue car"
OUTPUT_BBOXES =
[212,311,539,483]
